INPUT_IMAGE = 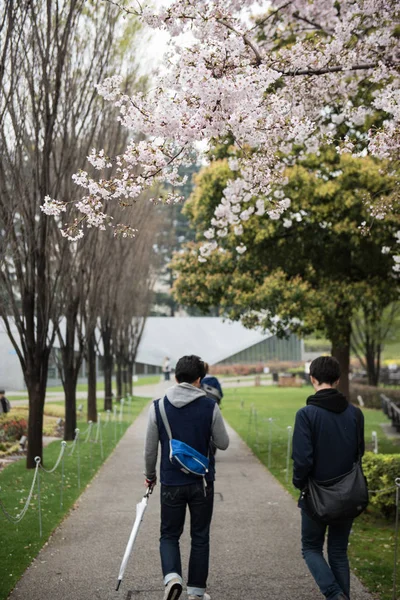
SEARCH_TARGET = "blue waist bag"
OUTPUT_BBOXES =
[159,397,209,479]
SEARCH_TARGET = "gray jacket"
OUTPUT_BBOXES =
[144,382,230,481]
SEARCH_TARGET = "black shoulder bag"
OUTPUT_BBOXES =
[304,407,369,524]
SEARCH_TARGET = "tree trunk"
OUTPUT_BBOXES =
[87,331,97,422]
[127,362,133,396]
[64,368,78,441]
[102,326,113,411]
[25,352,48,468]
[116,360,122,402]
[122,362,129,398]
[365,341,381,386]
[26,383,45,469]
[60,305,81,440]
[331,325,351,399]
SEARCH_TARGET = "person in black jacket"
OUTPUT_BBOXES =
[0,390,11,414]
[292,356,365,600]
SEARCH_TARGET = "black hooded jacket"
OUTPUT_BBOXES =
[292,388,364,491]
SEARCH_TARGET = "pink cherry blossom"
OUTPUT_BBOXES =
[45,0,399,249]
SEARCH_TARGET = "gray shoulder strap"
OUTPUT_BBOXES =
[159,397,173,440]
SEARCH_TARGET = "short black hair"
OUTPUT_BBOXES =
[175,355,206,384]
[310,356,340,385]
[0,390,4,394]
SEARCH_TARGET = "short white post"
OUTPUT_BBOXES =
[254,409,259,448]
[35,456,42,537]
[372,431,378,454]
[98,413,104,459]
[113,406,117,444]
[75,428,81,489]
[88,421,93,472]
[60,441,67,508]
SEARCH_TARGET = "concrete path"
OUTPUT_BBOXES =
[8,405,372,600]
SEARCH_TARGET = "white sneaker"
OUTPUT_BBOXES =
[163,577,182,600]
[188,594,211,600]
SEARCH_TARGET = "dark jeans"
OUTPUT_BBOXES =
[160,482,214,591]
[301,510,353,600]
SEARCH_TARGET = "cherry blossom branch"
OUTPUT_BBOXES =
[142,143,188,181]
[249,1,295,32]
[216,18,263,65]
[104,0,139,17]
[292,11,333,34]
[280,61,400,77]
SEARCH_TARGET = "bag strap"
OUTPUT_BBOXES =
[159,397,173,441]
[355,406,363,461]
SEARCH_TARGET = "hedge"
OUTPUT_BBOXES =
[350,383,400,409]
[363,452,400,519]
[211,361,304,376]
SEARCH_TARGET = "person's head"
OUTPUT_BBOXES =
[0,390,4,397]
[204,362,210,375]
[309,356,340,390]
[175,355,206,386]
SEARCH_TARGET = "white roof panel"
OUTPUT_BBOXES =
[135,317,271,367]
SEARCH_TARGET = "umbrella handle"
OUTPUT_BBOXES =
[144,486,153,498]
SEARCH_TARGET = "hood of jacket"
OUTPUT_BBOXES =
[165,382,206,408]
[306,387,348,413]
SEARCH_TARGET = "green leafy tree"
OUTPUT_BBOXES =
[173,150,400,396]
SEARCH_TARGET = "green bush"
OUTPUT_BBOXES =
[363,451,400,519]
[0,443,20,457]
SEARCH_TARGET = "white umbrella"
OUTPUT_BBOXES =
[116,487,153,591]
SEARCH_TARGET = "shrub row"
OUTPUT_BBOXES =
[363,452,400,519]
[349,383,400,409]
[0,417,27,442]
[211,361,304,376]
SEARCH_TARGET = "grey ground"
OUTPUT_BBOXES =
[8,387,372,600]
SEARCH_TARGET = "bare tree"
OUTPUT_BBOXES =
[0,0,135,465]
[110,201,158,401]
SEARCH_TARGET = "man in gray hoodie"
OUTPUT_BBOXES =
[144,355,229,600]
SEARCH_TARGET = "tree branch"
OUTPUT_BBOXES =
[216,18,263,65]
[279,61,400,77]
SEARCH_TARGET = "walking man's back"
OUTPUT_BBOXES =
[292,355,365,600]
[144,355,229,600]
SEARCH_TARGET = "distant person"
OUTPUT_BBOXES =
[201,363,223,406]
[0,390,11,414]
[163,356,171,381]
[292,356,365,600]
[144,355,229,600]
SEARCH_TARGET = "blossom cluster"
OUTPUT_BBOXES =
[45,0,399,247]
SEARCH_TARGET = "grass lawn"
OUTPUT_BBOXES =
[133,375,162,387]
[222,386,399,600]
[45,374,161,394]
[0,396,149,600]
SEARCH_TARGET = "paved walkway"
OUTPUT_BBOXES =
[8,403,372,600]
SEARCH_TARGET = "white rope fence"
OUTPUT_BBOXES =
[0,456,41,525]
[39,441,67,474]
[0,398,131,535]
